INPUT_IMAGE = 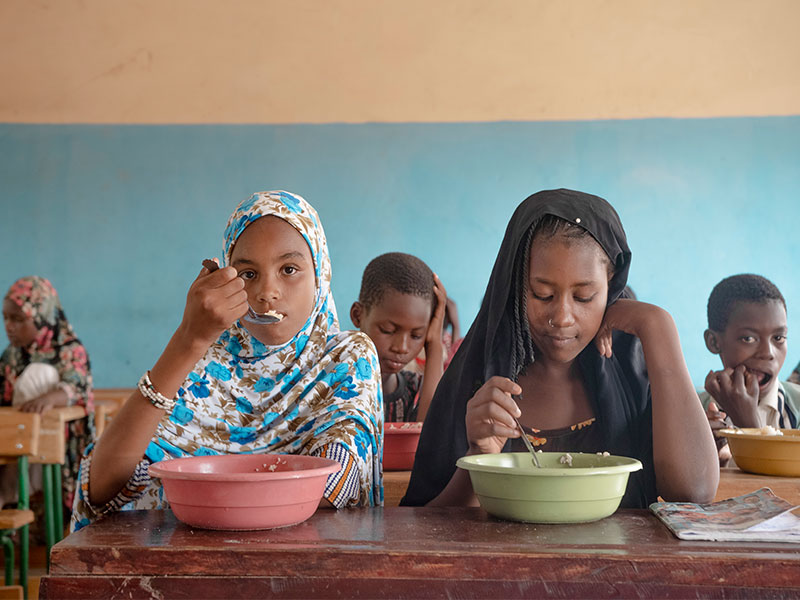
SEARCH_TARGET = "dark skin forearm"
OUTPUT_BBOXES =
[646,314,719,502]
[417,274,448,422]
[427,461,480,507]
[416,338,443,422]
[90,264,248,505]
[597,301,719,503]
[89,327,210,505]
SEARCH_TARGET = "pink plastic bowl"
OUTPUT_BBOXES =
[384,422,423,471]
[148,454,340,530]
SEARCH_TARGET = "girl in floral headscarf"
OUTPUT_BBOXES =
[1,276,94,510]
[71,191,383,531]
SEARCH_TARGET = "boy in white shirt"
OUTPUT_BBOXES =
[700,274,800,464]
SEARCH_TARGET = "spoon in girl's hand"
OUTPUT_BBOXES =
[201,259,283,325]
[512,411,542,468]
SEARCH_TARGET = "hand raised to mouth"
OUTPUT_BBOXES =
[202,259,283,325]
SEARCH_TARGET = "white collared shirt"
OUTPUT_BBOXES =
[757,381,781,428]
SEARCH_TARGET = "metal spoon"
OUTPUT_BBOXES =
[513,414,542,468]
[201,259,282,325]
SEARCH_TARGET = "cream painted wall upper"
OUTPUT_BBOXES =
[2,0,799,124]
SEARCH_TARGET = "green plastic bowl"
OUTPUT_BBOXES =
[457,452,643,523]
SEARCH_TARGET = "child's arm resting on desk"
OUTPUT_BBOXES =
[595,299,719,503]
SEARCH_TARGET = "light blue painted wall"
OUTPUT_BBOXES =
[1,118,799,388]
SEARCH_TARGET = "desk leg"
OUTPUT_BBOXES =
[20,523,29,600]
[42,465,56,568]
[1,536,12,585]
[53,466,63,542]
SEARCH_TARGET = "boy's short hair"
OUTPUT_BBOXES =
[707,274,786,331]
[358,252,434,310]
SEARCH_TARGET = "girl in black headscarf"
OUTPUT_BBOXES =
[401,189,718,508]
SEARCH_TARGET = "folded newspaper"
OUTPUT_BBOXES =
[650,488,800,543]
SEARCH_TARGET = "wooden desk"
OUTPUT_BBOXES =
[40,507,800,598]
[0,406,85,466]
[716,467,800,505]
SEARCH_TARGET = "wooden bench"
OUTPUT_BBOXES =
[0,407,86,565]
[0,586,23,600]
[0,412,40,599]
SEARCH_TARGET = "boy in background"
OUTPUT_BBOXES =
[700,274,800,463]
[351,253,446,423]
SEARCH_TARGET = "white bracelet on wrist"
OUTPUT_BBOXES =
[137,371,176,412]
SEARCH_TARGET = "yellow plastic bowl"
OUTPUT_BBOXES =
[719,428,800,476]
[456,452,642,524]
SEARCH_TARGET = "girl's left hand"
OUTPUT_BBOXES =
[593,299,669,358]
[425,274,448,348]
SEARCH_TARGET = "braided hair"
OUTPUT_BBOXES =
[508,214,614,379]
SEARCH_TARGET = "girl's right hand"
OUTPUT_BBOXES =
[465,376,522,455]
[177,262,249,348]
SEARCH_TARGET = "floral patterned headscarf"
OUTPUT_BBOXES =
[218,189,338,359]
[1,276,93,409]
[148,191,383,506]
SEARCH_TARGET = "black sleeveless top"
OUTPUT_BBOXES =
[506,418,605,454]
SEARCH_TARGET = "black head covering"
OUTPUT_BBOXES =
[401,189,657,508]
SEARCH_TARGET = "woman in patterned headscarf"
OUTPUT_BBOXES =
[71,191,383,531]
[1,276,94,510]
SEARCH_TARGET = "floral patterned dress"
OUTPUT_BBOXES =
[71,191,383,531]
[0,276,94,512]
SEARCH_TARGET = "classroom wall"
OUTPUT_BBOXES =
[3,0,799,123]
[2,1,799,387]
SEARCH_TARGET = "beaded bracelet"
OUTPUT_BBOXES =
[137,371,176,412]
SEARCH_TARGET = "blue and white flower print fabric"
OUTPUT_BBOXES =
[72,191,383,528]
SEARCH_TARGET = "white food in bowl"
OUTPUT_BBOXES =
[758,425,784,436]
